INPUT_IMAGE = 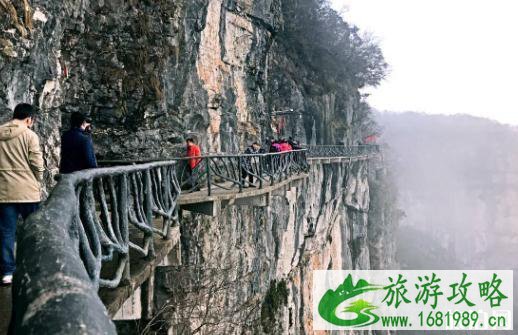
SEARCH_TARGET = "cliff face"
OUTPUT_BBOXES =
[156,159,396,334]
[1,0,372,161]
[1,1,396,333]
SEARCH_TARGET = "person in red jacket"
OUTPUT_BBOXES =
[279,139,293,152]
[185,138,201,190]
[186,138,201,169]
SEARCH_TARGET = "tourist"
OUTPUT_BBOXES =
[185,138,201,191]
[0,103,44,286]
[270,139,281,153]
[279,138,293,152]
[59,112,97,174]
[241,142,261,187]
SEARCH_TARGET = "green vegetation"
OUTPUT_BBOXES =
[260,280,289,333]
[281,0,388,90]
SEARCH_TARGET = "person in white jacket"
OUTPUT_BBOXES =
[0,103,44,286]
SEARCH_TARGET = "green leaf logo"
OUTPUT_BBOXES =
[318,274,383,327]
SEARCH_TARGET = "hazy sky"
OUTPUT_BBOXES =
[331,0,518,125]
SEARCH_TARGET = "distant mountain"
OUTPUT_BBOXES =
[376,111,518,270]
[395,226,459,270]
[377,111,518,332]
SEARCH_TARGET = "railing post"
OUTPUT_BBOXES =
[271,155,276,185]
[141,271,155,323]
[120,174,131,284]
[144,169,155,258]
[238,156,243,192]
[287,152,292,178]
[206,158,212,196]
[283,153,288,180]
[258,156,263,189]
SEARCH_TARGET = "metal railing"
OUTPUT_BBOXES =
[72,161,180,288]
[100,150,310,196]
[176,149,309,195]
[11,161,180,334]
[10,145,378,333]
[306,145,380,158]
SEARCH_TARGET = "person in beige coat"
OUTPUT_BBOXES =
[0,103,44,286]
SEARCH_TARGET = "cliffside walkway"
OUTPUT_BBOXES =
[3,145,379,334]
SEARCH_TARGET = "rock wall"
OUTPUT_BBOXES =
[154,159,397,334]
[1,0,370,163]
[1,1,396,333]
[1,0,276,162]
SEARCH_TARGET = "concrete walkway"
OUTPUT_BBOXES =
[0,172,307,335]
[0,224,180,334]
[178,173,309,205]
[1,154,372,333]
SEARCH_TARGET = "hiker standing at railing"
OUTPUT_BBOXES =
[0,104,44,286]
[279,138,293,152]
[241,142,261,188]
[269,139,281,153]
[59,112,98,174]
[185,138,201,191]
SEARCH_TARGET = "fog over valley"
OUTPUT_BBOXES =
[376,111,518,332]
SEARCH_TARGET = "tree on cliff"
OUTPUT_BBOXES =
[139,266,262,334]
[281,0,388,89]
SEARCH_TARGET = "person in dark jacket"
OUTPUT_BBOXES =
[288,137,301,150]
[241,142,261,187]
[60,112,97,174]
